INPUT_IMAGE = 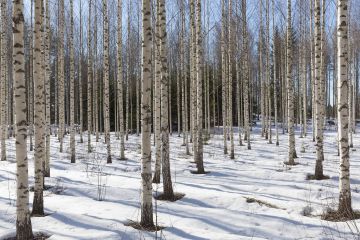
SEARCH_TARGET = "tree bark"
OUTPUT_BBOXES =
[44,0,51,177]
[242,0,251,150]
[32,0,45,216]
[0,0,7,161]
[153,0,162,183]
[194,0,205,173]
[13,0,34,237]
[70,0,76,163]
[221,0,227,154]
[118,0,125,160]
[314,0,325,178]
[337,0,352,216]
[58,0,65,153]
[228,0,234,159]
[286,0,296,164]
[159,0,175,197]
[140,0,154,228]
[87,0,92,153]
[103,0,111,163]
[79,0,84,143]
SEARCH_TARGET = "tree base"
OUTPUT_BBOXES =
[152,174,160,184]
[283,161,298,166]
[31,212,51,218]
[190,170,210,174]
[306,174,330,181]
[124,220,164,232]
[30,185,53,192]
[154,192,185,202]
[322,209,360,222]
[107,155,112,164]
[6,232,50,240]
[70,155,75,163]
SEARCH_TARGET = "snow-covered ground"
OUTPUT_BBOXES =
[0,125,360,239]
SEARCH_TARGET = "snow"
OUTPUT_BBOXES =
[0,125,359,239]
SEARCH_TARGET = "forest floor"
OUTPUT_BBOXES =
[0,125,360,239]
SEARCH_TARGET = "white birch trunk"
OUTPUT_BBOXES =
[103,0,111,163]
[286,0,296,164]
[32,0,45,216]
[13,0,34,237]
[159,0,175,197]
[140,0,154,228]
[337,0,352,216]
[79,0,84,143]
[228,0,234,159]
[152,1,162,183]
[314,0,325,178]
[194,0,205,173]
[70,0,75,163]
[242,0,251,150]
[58,0,65,153]
[117,0,125,159]
[44,0,51,177]
[0,0,6,161]
[87,0,92,153]
[221,0,227,154]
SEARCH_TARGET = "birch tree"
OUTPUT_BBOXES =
[228,0,234,159]
[302,3,307,138]
[140,0,154,228]
[153,0,162,183]
[221,0,227,154]
[32,0,46,216]
[58,0,65,153]
[125,1,131,141]
[194,0,205,173]
[272,0,279,146]
[336,0,352,217]
[13,0,34,237]
[118,0,125,160]
[310,0,316,142]
[159,0,175,198]
[103,0,111,163]
[259,0,265,138]
[29,0,34,151]
[313,0,326,179]
[266,0,272,144]
[190,0,197,151]
[0,0,6,161]
[94,2,99,142]
[87,0,92,153]
[70,0,75,163]
[180,0,189,155]
[79,0,84,143]
[44,0,51,176]
[242,0,251,150]
[286,0,296,165]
